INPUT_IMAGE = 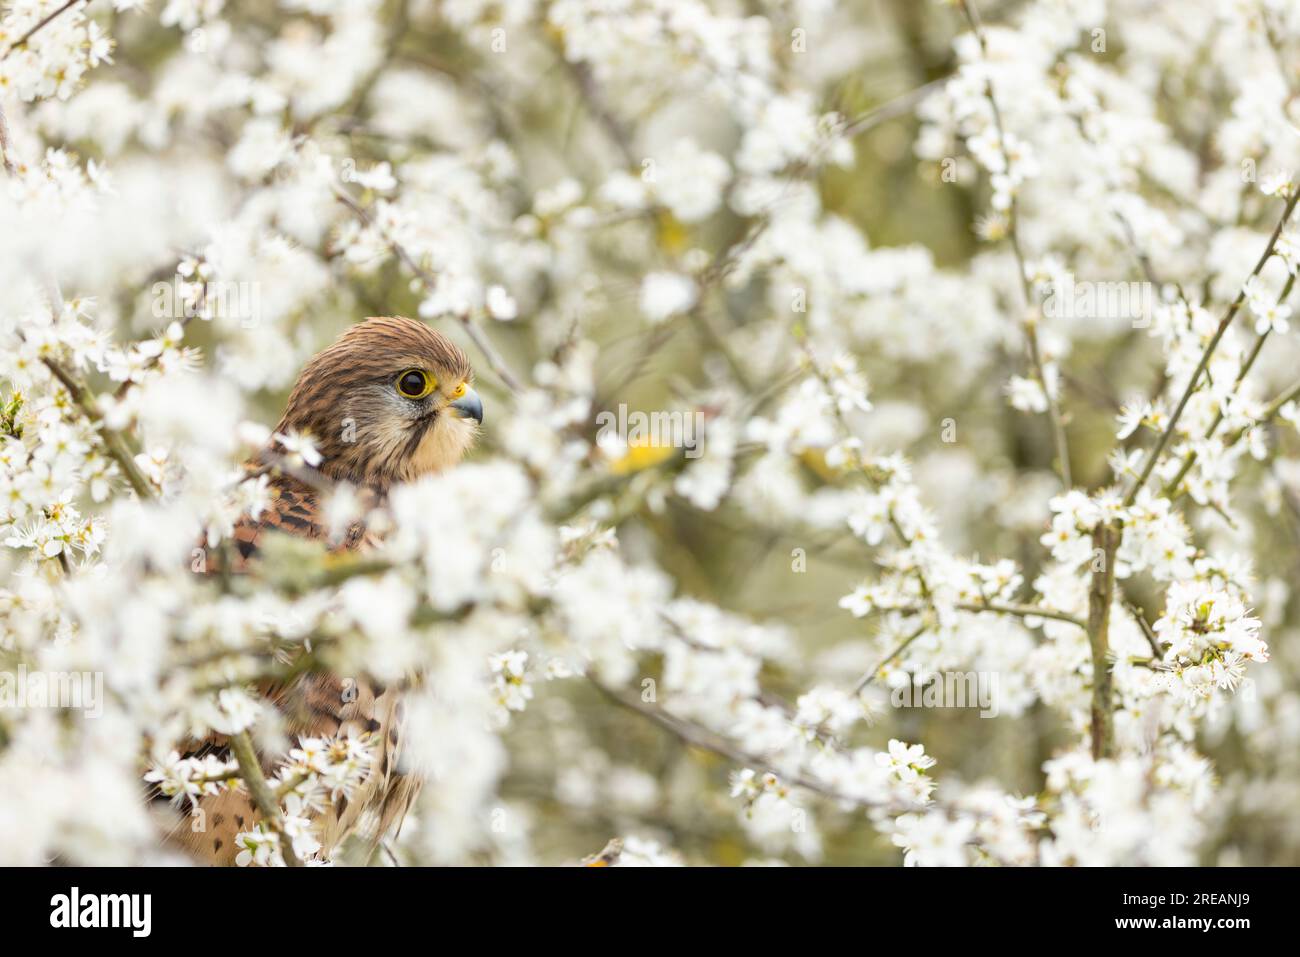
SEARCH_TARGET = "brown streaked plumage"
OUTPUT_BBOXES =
[275,315,479,488]
[163,316,483,865]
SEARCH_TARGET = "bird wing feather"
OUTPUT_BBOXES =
[161,474,420,865]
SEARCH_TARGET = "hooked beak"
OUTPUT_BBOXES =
[450,387,484,424]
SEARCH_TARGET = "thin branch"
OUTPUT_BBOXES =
[1161,273,1297,498]
[1123,600,1164,659]
[801,346,936,604]
[0,0,85,63]
[598,216,771,401]
[0,104,16,176]
[957,0,1071,487]
[1123,187,1300,506]
[1157,373,1300,506]
[853,622,928,694]
[591,677,1016,833]
[333,186,522,393]
[590,678,927,815]
[841,77,950,138]
[1259,376,1300,424]
[0,140,155,506]
[557,54,637,166]
[191,769,242,787]
[861,598,1083,628]
[274,770,313,802]
[1086,524,1120,760]
[39,354,156,500]
[955,599,1085,628]
[229,730,304,867]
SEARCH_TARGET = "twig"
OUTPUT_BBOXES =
[0,104,16,176]
[3,140,154,501]
[841,77,950,138]
[590,678,927,815]
[1123,186,1300,506]
[1163,373,1300,503]
[1086,524,1120,760]
[273,770,312,801]
[957,0,1072,487]
[1123,600,1164,659]
[558,54,637,166]
[597,216,771,401]
[1161,273,1297,498]
[591,677,1014,832]
[0,0,85,62]
[333,186,522,393]
[39,355,156,500]
[230,730,304,867]
[955,599,1085,627]
[853,622,928,694]
[1157,374,1300,506]
[801,346,935,604]
[1258,376,1300,424]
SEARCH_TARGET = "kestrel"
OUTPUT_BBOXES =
[164,316,483,865]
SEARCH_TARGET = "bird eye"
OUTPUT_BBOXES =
[452,382,467,399]
[395,369,434,399]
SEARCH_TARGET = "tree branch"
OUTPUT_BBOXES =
[230,730,304,867]
[0,0,85,62]
[40,355,156,500]
[1124,187,1300,506]
[958,0,1072,487]
[1086,523,1120,760]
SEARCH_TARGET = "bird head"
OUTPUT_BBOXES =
[272,316,483,489]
